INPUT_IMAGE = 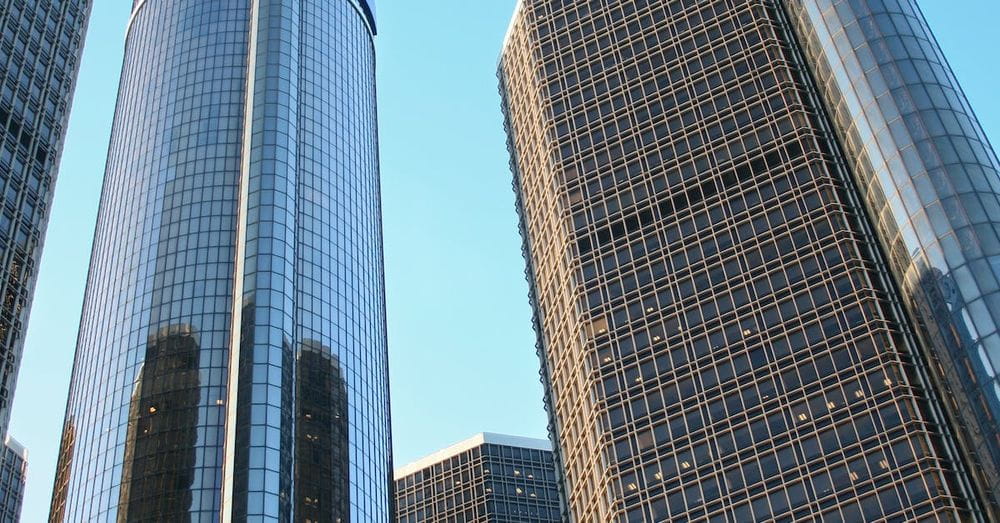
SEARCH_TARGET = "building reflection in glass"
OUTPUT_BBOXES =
[117,324,200,520]
[295,340,349,522]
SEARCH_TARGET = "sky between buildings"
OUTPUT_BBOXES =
[8,1,1000,519]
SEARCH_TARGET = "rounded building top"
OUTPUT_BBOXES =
[128,1,378,38]
[358,0,377,35]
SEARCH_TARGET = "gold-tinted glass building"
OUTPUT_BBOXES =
[500,0,998,520]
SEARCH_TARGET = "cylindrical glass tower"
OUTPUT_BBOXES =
[49,1,390,521]
[784,0,1000,511]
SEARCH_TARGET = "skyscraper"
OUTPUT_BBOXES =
[394,433,563,522]
[0,1,90,520]
[50,0,390,521]
[500,0,998,520]
[783,0,1000,509]
[0,0,90,435]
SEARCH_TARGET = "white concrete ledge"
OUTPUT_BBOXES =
[394,432,551,481]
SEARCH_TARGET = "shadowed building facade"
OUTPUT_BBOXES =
[394,433,563,523]
[501,0,997,521]
[0,1,90,520]
[50,0,391,521]
[0,436,25,523]
[0,0,90,432]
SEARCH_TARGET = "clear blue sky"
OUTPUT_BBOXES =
[8,2,1000,520]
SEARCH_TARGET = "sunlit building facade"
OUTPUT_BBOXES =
[501,0,997,520]
[783,0,1000,508]
[50,0,391,521]
[394,433,563,522]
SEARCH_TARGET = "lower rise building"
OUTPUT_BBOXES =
[395,433,563,522]
[0,436,24,522]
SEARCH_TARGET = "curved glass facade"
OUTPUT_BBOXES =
[50,1,390,521]
[358,0,376,32]
[784,0,1000,512]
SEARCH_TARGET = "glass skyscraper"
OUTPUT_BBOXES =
[500,0,998,521]
[394,433,563,522]
[0,1,90,521]
[50,0,390,521]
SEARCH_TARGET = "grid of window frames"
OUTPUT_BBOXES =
[0,437,24,522]
[115,325,201,518]
[52,2,248,518]
[0,0,89,431]
[785,0,1000,512]
[0,0,88,516]
[292,1,391,520]
[51,0,390,521]
[500,0,982,521]
[395,435,562,523]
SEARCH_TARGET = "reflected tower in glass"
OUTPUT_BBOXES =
[117,325,201,520]
[501,0,995,521]
[783,0,1000,510]
[50,0,391,521]
[295,340,350,521]
[0,0,90,433]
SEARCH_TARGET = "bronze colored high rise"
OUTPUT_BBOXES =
[500,0,999,521]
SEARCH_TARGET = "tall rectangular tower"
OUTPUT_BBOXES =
[783,0,1000,507]
[394,433,563,522]
[0,0,90,434]
[500,0,995,520]
[49,1,392,521]
[0,2,90,520]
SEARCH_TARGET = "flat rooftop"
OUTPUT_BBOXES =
[394,432,551,481]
